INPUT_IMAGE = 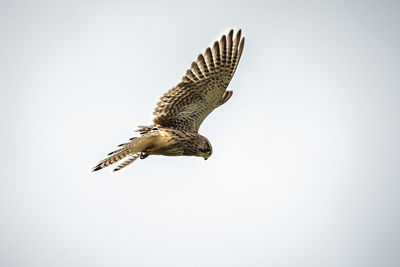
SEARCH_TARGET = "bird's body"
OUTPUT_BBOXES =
[92,127,212,171]
[93,29,244,172]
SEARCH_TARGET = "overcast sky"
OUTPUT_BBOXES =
[1,0,399,266]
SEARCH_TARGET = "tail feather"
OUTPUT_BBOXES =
[92,150,130,172]
[113,154,140,172]
[107,148,122,156]
[92,128,154,172]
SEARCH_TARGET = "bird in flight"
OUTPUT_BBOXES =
[92,29,245,172]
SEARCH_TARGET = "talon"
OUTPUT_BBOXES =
[140,152,149,159]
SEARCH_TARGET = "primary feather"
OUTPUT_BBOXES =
[153,29,245,132]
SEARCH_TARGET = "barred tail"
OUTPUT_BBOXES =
[113,154,140,172]
[92,136,145,172]
[92,126,157,172]
[92,150,131,172]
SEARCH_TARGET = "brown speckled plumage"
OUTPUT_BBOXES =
[92,29,244,172]
[153,29,244,132]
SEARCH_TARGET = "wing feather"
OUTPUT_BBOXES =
[226,30,234,73]
[185,69,199,82]
[212,41,221,68]
[153,29,245,132]
[204,47,215,71]
[220,35,227,70]
[191,61,204,79]
[197,54,209,76]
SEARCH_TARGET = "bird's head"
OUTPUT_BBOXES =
[196,136,213,160]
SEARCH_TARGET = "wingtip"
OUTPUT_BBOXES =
[197,53,204,62]
[213,40,219,49]
[235,29,242,41]
[239,37,245,50]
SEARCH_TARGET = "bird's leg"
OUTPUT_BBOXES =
[140,146,151,159]
[140,152,149,159]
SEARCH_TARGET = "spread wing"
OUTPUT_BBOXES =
[152,29,245,132]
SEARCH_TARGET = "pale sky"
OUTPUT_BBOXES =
[1,1,399,266]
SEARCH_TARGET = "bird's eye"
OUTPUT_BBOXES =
[199,147,209,153]
[204,144,210,153]
[199,142,211,153]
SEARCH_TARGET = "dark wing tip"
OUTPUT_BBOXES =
[221,34,227,43]
[213,41,219,50]
[239,37,245,52]
[191,61,198,69]
[197,53,204,62]
[235,29,242,42]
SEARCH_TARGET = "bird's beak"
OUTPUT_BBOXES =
[204,157,208,160]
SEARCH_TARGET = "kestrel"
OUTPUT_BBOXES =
[92,29,245,172]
